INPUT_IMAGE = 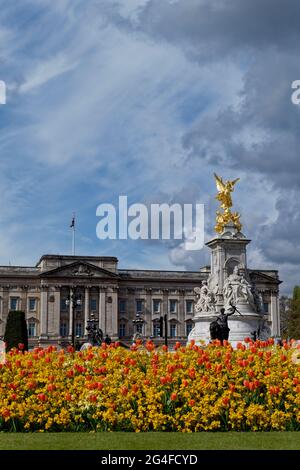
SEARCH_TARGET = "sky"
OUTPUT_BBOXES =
[0,0,300,295]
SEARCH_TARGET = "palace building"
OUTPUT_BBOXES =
[0,254,281,348]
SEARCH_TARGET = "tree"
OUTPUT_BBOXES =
[286,286,300,339]
[4,311,28,351]
[280,295,291,338]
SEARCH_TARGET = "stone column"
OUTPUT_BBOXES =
[271,291,280,337]
[145,289,152,337]
[68,288,73,337]
[178,291,185,337]
[99,288,106,333]
[111,288,118,339]
[84,287,90,336]
[48,288,60,337]
[40,286,48,338]
[127,289,135,337]
[20,288,27,313]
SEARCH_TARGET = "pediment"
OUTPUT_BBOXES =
[40,261,119,279]
[249,270,281,285]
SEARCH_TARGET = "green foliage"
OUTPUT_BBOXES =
[4,311,28,352]
[285,287,300,339]
[293,286,300,301]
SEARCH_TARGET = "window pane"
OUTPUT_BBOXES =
[263,302,269,313]
[186,300,193,314]
[186,322,193,336]
[29,298,36,311]
[170,323,176,337]
[119,323,126,337]
[90,299,97,311]
[28,322,36,337]
[60,323,68,337]
[75,323,82,337]
[119,300,126,313]
[10,298,18,311]
[153,300,161,313]
[60,299,67,311]
[169,300,177,313]
[136,300,143,313]
[153,323,160,337]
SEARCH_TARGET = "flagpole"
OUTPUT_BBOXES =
[71,213,76,256]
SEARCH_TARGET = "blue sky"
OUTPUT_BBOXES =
[1,0,300,295]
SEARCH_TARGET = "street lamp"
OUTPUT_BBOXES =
[160,314,168,347]
[65,289,82,348]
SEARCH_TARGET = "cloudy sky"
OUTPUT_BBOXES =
[0,0,300,295]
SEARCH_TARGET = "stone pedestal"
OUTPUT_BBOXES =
[188,223,267,347]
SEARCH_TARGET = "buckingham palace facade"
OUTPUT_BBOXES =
[0,254,281,348]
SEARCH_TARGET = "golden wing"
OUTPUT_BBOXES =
[231,178,240,187]
[214,173,225,192]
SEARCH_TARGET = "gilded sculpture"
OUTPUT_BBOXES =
[214,173,242,233]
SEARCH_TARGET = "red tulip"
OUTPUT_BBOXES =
[170,392,177,401]
[120,386,128,396]
[37,393,47,402]
[2,409,10,418]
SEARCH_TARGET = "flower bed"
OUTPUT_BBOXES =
[0,339,300,432]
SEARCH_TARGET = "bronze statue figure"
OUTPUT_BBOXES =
[209,305,236,343]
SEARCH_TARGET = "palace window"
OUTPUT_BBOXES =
[28,322,36,337]
[119,300,126,314]
[75,322,83,337]
[153,322,161,337]
[263,302,269,313]
[186,322,193,336]
[90,298,97,311]
[10,297,18,311]
[29,298,36,311]
[153,299,161,314]
[169,300,177,314]
[136,300,144,314]
[170,323,177,337]
[60,322,68,337]
[186,300,193,314]
[119,323,126,337]
[60,299,67,311]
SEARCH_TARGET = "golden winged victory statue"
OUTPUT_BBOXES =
[214,173,242,233]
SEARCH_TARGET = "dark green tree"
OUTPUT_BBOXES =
[286,286,300,339]
[4,311,28,351]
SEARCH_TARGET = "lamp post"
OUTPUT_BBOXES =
[65,289,82,348]
[159,314,168,347]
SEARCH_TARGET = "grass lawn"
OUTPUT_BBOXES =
[0,432,299,450]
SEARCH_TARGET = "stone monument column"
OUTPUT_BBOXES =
[39,285,48,339]
[188,174,269,346]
